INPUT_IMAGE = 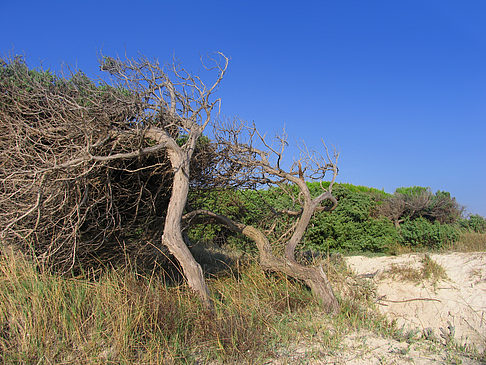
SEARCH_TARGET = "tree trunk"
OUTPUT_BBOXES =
[184,210,339,314]
[242,225,339,314]
[162,154,213,310]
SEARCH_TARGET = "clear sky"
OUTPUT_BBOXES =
[1,0,485,216]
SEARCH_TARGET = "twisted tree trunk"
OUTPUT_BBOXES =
[184,210,339,314]
[162,151,213,310]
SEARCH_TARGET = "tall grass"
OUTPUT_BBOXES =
[0,249,322,363]
[0,248,405,364]
[447,232,486,252]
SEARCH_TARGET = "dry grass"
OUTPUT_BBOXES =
[0,249,278,363]
[384,263,423,282]
[446,232,486,252]
[7,247,470,363]
[421,254,448,282]
[0,246,407,364]
[0,248,357,364]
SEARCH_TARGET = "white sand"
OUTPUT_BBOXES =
[267,252,485,364]
[346,252,486,352]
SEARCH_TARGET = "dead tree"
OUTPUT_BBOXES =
[108,54,228,309]
[184,121,340,313]
[375,195,407,228]
[2,54,339,312]
[1,54,228,309]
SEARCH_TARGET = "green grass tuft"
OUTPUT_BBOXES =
[383,254,448,284]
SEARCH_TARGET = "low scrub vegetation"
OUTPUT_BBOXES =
[189,183,485,255]
[448,231,486,252]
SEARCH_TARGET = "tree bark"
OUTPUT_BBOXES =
[284,201,317,261]
[242,224,339,314]
[163,153,213,310]
[184,210,339,314]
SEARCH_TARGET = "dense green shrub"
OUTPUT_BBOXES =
[188,183,465,254]
[187,189,265,252]
[399,217,459,248]
[305,215,398,253]
[459,214,486,233]
[304,186,398,253]
[189,184,399,254]
[308,181,389,198]
[394,186,429,196]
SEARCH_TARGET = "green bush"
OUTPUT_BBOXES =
[187,189,265,252]
[189,183,464,254]
[305,215,397,253]
[459,214,486,233]
[188,184,397,254]
[395,186,429,196]
[304,186,398,253]
[399,217,459,249]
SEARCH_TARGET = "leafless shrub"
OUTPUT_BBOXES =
[375,189,462,227]
[0,54,223,278]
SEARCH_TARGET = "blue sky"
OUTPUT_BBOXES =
[1,1,485,216]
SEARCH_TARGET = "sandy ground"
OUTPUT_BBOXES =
[268,252,486,364]
[346,252,486,352]
[271,331,482,364]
